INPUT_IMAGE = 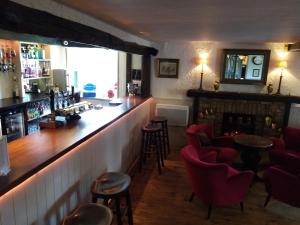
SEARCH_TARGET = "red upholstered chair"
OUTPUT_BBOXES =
[269,127,300,174]
[181,145,254,219]
[264,165,300,208]
[185,123,237,164]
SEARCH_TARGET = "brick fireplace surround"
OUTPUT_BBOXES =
[187,90,300,136]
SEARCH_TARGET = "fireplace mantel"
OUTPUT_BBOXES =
[187,89,300,129]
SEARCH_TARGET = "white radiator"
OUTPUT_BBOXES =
[155,104,189,126]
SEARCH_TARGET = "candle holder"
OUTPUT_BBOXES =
[276,61,287,95]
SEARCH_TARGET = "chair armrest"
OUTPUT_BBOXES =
[212,136,234,148]
[269,149,288,165]
[200,146,224,153]
[270,137,285,150]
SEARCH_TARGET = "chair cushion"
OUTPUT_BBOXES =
[217,147,238,164]
[196,131,212,146]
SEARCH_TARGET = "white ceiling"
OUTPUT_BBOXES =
[54,0,300,43]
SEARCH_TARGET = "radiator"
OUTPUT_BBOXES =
[155,104,189,126]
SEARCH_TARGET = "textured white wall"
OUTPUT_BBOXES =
[0,99,152,225]
[151,41,300,99]
[151,41,300,127]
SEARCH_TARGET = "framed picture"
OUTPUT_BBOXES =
[252,69,260,77]
[157,58,179,78]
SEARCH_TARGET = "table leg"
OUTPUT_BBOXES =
[240,150,263,180]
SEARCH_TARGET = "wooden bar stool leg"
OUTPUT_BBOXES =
[164,121,171,154]
[160,123,167,159]
[92,196,97,203]
[103,198,109,206]
[154,133,162,174]
[126,192,134,225]
[139,132,145,172]
[148,132,154,158]
[156,131,164,167]
[115,197,122,225]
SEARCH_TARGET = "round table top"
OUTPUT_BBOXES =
[234,134,273,149]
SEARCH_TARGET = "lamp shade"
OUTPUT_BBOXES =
[278,61,287,68]
[199,58,207,65]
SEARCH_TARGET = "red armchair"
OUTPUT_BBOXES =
[185,123,237,164]
[181,145,254,219]
[264,165,300,208]
[269,127,300,174]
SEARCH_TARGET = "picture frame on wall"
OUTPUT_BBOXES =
[252,69,260,77]
[157,58,179,78]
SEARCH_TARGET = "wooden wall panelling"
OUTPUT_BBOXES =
[126,53,132,96]
[13,187,28,225]
[24,175,38,225]
[0,193,15,225]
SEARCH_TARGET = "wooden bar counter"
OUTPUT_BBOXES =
[0,96,150,197]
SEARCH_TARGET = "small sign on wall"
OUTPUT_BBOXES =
[156,58,179,78]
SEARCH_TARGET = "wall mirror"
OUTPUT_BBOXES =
[220,49,271,85]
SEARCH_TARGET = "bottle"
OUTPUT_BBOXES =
[12,84,19,98]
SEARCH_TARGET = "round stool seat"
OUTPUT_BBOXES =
[142,124,161,132]
[151,116,167,122]
[63,203,112,225]
[92,172,131,197]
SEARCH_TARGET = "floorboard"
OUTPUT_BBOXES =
[128,126,300,225]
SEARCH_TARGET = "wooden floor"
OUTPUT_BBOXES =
[129,126,300,225]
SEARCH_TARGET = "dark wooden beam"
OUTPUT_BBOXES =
[0,0,158,56]
[142,55,151,97]
[126,53,132,96]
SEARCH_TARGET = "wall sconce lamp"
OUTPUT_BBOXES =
[276,60,287,95]
[196,52,208,90]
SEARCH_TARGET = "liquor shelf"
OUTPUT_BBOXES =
[0,93,49,112]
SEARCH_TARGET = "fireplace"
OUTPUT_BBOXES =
[222,113,255,136]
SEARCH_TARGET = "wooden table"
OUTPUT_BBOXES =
[234,134,273,176]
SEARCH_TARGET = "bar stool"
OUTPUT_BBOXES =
[140,123,164,174]
[91,172,133,225]
[151,116,170,156]
[62,203,112,225]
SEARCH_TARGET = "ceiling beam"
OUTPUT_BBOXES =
[0,0,158,56]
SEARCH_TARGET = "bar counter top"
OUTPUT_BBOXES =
[0,96,150,196]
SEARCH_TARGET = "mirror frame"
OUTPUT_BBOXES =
[220,49,271,85]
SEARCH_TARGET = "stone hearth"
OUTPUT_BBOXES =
[187,89,300,137]
[197,97,285,136]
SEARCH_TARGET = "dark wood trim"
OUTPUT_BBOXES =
[187,89,300,103]
[126,53,132,96]
[0,0,158,56]
[0,94,49,112]
[220,49,270,85]
[142,55,151,97]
